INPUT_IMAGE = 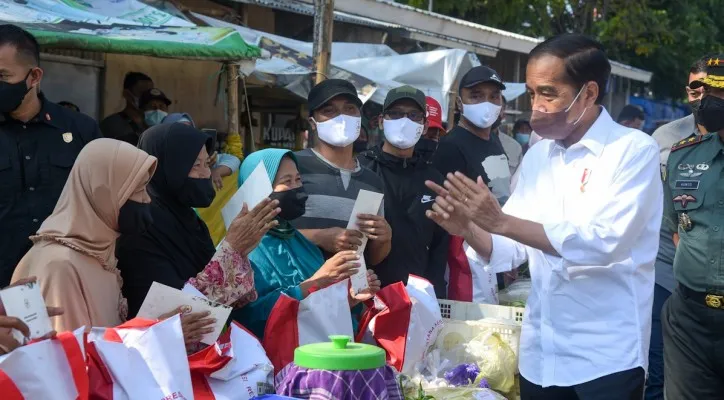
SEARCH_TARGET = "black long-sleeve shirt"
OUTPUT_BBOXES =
[0,95,101,286]
[360,145,449,298]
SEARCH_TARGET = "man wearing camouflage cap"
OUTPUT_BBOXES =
[662,55,724,399]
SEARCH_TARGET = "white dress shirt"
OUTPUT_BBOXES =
[473,108,662,387]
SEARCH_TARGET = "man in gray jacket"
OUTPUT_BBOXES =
[645,54,710,400]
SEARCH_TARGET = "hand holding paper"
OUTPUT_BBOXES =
[0,281,53,344]
[225,198,280,255]
[138,282,231,345]
[222,162,273,230]
[346,190,385,295]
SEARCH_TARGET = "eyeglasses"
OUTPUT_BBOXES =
[384,110,425,123]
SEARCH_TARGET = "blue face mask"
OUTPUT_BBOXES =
[144,110,168,127]
[514,132,531,146]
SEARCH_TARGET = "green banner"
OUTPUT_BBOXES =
[4,20,260,61]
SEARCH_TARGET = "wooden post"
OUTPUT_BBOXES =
[312,0,335,84]
[227,63,242,156]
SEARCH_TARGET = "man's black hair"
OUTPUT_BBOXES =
[690,54,717,75]
[513,119,531,132]
[529,33,611,104]
[123,72,153,90]
[0,24,40,66]
[617,104,645,123]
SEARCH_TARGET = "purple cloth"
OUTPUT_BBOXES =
[275,363,404,400]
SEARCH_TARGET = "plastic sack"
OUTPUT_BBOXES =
[463,331,517,393]
[189,321,274,399]
[356,275,443,374]
[498,278,531,307]
[86,316,193,400]
[263,280,353,374]
[0,329,87,400]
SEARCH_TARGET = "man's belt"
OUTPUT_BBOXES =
[679,285,724,309]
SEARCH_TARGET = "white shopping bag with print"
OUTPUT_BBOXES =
[86,315,193,400]
[189,321,274,399]
[262,280,353,373]
[357,275,443,374]
[0,328,87,400]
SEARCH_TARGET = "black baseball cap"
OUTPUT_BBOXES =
[139,88,171,108]
[308,79,362,115]
[383,85,426,112]
[459,66,506,92]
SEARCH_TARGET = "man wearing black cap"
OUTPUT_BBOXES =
[433,66,511,205]
[661,55,724,399]
[100,71,154,146]
[359,85,449,297]
[139,88,172,129]
[294,79,391,267]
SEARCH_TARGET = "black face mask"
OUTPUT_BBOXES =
[696,95,724,133]
[269,187,308,221]
[690,99,702,124]
[415,138,439,162]
[0,70,31,113]
[178,177,216,208]
[118,200,153,234]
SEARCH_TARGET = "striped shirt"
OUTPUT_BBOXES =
[293,148,384,231]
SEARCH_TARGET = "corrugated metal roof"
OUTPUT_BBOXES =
[232,0,497,56]
[234,0,652,82]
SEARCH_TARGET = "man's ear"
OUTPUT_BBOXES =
[27,67,43,90]
[584,81,599,107]
[307,116,316,131]
[456,96,463,111]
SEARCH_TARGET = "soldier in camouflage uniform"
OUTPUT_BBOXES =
[662,55,724,399]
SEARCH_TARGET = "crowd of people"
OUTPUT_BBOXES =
[1,22,723,400]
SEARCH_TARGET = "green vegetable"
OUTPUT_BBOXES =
[399,376,435,400]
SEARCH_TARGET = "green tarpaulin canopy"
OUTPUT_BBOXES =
[3,20,261,61]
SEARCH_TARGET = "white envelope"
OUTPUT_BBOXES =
[221,162,273,230]
[0,281,52,343]
[137,282,231,345]
[346,189,384,295]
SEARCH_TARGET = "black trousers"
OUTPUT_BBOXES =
[662,287,724,400]
[520,368,645,400]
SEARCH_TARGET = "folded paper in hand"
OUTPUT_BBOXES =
[0,281,52,343]
[347,189,384,295]
[221,161,273,230]
[137,282,232,345]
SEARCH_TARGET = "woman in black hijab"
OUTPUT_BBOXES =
[116,123,280,322]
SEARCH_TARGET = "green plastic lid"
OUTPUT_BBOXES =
[293,335,386,371]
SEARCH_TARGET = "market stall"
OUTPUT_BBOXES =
[1,0,262,156]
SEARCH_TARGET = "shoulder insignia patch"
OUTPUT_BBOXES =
[671,134,711,152]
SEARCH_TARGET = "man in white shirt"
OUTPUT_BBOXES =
[425,34,662,400]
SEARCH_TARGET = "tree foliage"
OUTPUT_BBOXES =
[398,0,724,99]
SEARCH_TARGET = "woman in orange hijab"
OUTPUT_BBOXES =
[12,139,157,332]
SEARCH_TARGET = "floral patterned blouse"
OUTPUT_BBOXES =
[187,240,258,308]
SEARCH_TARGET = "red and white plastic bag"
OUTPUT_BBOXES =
[357,275,443,374]
[0,328,88,400]
[263,280,354,373]
[86,315,193,400]
[447,235,499,304]
[189,321,274,399]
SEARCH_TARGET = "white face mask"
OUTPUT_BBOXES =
[312,114,361,148]
[144,110,167,127]
[383,117,424,149]
[462,101,502,129]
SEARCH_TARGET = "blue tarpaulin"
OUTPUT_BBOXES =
[629,96,689,133]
